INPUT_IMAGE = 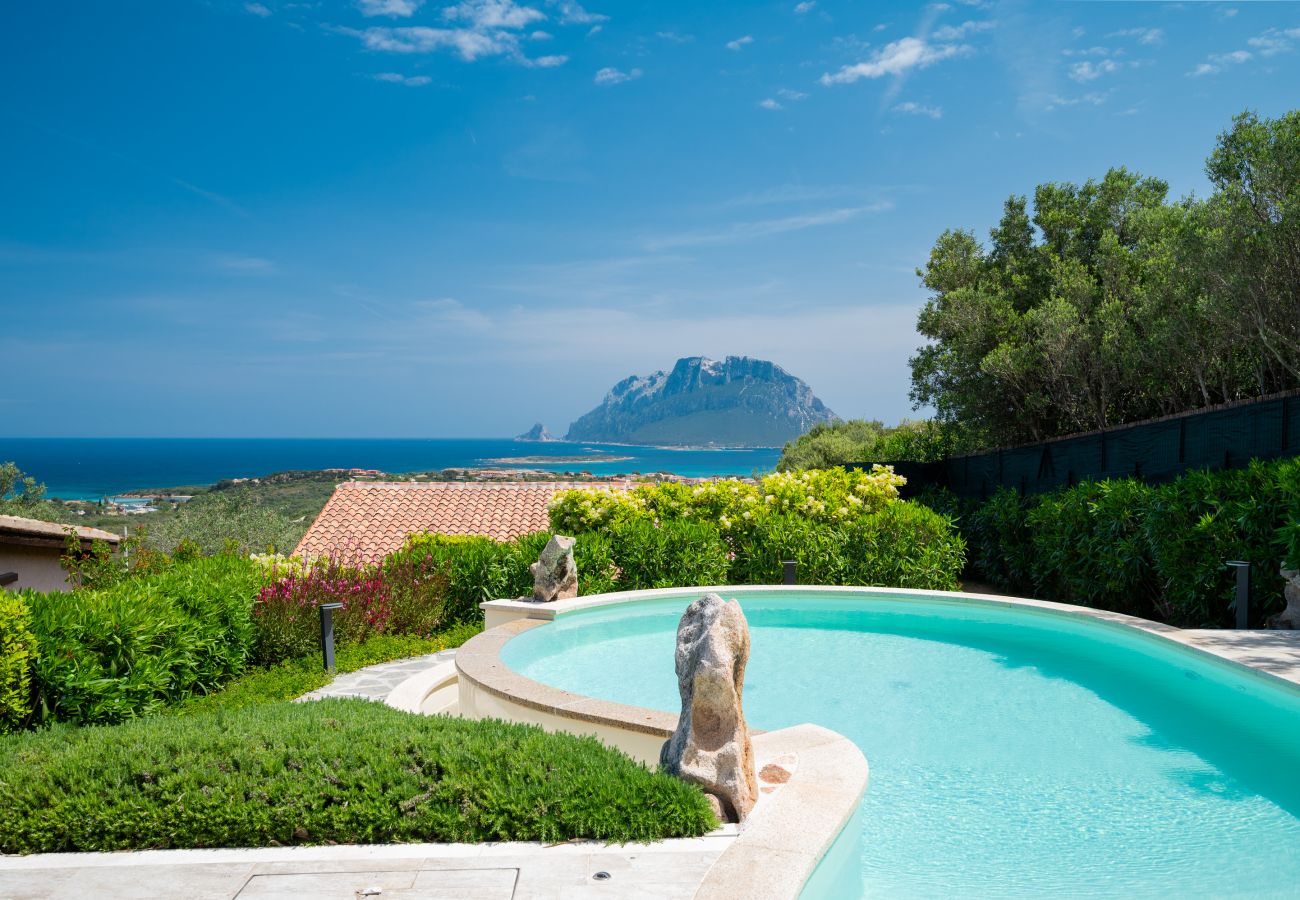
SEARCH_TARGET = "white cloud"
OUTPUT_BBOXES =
[372,71,433,85]
[776,88,809,101]
[1044,92,1107,110]
[931,19,994,41]
[1189,62,1219,77]
[594,66,641,85]
[343,0,573,66]
[820,37,968,85]
[644,203,892,251]
[444,0,544,30]
[1061,46,1110,58]
[245,3,272,17]
[759,98,782,110]
[1069,58,1119,83]
[548,0,608,25]
[727,35,755,51]
[794,1,815,13]
[656,31,694,43]
[358,0,424,17]
[1109,27,1163,45]
[1248,27,1300,57]
[891,101,942,119]
[530,30,551,39]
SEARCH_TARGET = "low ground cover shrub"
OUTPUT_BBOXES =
[23,554,262,725]
[921,457,1300,626]
[167,624,482,718]
[0,698,717,853]
[0,592,35,734]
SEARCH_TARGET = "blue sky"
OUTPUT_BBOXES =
[3,0,1297,437]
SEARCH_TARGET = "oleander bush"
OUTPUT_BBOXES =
[0,698,717,854]
[252,557,392,666]
[0,591,35,734]
[23,554,262,725]
[606,520,731,590]
[921,457,1300,627]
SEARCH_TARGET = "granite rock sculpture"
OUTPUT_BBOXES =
[1269,569,1300,629]
[660,593,758,823]
[530,535,578,602]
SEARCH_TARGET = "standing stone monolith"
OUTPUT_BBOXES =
[1270,569,1300,629]
[660,593,758,823]
[530,535,578,602]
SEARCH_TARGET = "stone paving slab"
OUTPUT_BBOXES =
[0,839,732,900]
[1180,629,1300,685]
[297,649,459,703]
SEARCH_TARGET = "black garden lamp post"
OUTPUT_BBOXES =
[319,602,344,672]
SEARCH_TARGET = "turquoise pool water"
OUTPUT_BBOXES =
[501,591,1300,899]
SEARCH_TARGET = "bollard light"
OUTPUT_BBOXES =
[319,602,344,672]
[782,559,797,586]
[1226,561,1250,630]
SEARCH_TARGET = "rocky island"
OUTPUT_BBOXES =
[565,356,836,448]
[515,423,559,442]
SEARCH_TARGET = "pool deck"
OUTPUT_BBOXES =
[1180,629,1300,685]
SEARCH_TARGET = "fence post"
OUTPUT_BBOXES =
[319,602,344,671]
[1226,561,1250,629]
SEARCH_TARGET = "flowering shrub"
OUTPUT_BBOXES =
[549,466,906,539]
[547,467,961,591]
[252,557,391,666]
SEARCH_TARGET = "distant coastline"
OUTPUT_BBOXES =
[2,437,783,500]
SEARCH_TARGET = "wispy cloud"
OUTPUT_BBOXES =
[358,0,423,17]
[726,35,755,51]
[1189,26,1298,76]
[931,19,994,41]
[892,101,942,119]
[594,66,641,85]
[794,1,816,14]
[643,203,892,251]
[372,71,433,85]
[759,98,783,110]
[776,88,808,101]
[656,31,694,43]
[820,37,968,85]
[548,0,607,26]
[341,0,584,66]
[1044,92,1107,111]
[244,3,273,17]
[1068,58,1119,83]
[1109,27,1163,46]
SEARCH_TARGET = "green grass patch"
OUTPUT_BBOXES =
[0,699,717,853]
[167,624,483,718]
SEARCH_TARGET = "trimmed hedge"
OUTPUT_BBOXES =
[0,698,717,853]
[22,554,262,725]
[921,456,1300,627]
[0,591,35,734]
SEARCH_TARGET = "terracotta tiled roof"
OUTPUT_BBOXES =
[293,481,633,564]
[0,514,122,548]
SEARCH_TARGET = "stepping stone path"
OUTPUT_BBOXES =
[296,649,459,704]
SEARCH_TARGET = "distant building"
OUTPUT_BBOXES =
[0,515,121,593]
[294,481,632,565]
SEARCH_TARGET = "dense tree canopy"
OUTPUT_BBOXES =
[910,110,1300,450]
[777,419,946,470]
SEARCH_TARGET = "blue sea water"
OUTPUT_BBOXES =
[0,438,783,500]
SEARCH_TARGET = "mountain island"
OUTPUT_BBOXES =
[556,356,836,448]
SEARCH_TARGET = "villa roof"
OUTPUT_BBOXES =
[293,481,634,564]
[0,515,122,550]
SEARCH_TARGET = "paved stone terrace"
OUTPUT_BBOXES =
[296,649,459,703]
[1180,629,1300,685]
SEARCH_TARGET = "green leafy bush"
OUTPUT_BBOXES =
[0,699,717,853]
[0,591,35,734]
[251,558,391,666]
[606,520,731,590]
[921,457,1300,627]
[168,624,482,718]
[23,555,261,725]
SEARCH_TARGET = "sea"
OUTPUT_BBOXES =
[1,438,784,500]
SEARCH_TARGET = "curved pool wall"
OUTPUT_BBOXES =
[495,587,1300,899]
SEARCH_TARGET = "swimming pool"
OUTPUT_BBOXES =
[500,589,1300,898]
